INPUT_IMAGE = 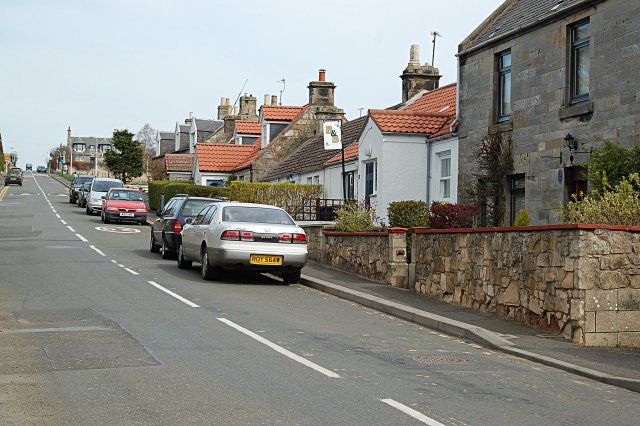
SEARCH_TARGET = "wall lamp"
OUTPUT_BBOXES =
[564,133,577,151]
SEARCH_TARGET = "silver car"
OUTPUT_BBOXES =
[85,178,124,215]
[178,202,308,283]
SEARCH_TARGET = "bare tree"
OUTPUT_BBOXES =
[135,123,158,180]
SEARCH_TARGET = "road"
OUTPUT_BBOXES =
[1,173,639,425]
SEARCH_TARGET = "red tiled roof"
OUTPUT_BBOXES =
[403,83,457,114]
[165,154,194,172]
[326,143,359,165]
[369,110,452,135]
[234,139,263,170]
[235,120,261,134]
[262,105,305,121]
[196,143,259,172]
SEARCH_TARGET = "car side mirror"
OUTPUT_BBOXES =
[184,218,193,225]
[101,196,106,200]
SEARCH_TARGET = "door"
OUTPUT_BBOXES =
[365,162,375,208]
[185,206,210,258]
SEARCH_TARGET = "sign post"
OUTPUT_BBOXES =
[323,121,345,201]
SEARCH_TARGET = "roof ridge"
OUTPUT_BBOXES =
[369,109,454,118]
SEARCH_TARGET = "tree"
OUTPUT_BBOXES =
[135,123,158,180]
[104,129,143,184]
[587,141,640,193]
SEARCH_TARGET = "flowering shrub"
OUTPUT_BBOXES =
[429,202,480,229]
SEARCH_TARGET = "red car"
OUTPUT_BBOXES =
[101,188,148,225]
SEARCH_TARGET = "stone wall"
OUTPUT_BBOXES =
[412,225,640,347]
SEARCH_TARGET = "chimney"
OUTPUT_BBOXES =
[308,68,336,107]
[185,112,193,124]
[271,95,278,106]
[264,94,270,105]
[400,44,442,102]
[217,97,231,119]
[239,94,258,120]
[67,126,71,145]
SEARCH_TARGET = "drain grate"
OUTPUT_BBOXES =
[409,354,469,364]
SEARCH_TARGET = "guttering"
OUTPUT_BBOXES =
[450,55,461,133]
[425,135,432,205]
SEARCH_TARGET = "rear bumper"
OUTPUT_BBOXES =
[208,245,308,270]
[104,211,147,222]
[87,200,103,212]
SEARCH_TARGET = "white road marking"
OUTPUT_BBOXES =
[51,209,57,213]
[379,399,445,426]
[147,281,200,308]
[90,245,106,256]
[124,268,139,275]
[60,219,67,225]
[117,263,125,268]
[217,317,340,379]
[75,234,88,242]
[95,226,142,234]
[66,225,75,232]
[55,214,61,218]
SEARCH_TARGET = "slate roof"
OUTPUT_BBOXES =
[69,136,112,148]
[196,143,260,172]
[369,110,452,135]
[165,153,194,172]
[260,116,368,181]
[178,125,190,151]
[460,0,592,54]
[262,105,305,121]
[402,83,457,114]
[158,132,175,156]
[194,119,223,143]
[235,120,261,134]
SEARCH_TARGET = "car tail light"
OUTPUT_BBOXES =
[293,233,307,244]
[278,233,292,243]
[240,231,254,241]
[172,220,182,233]
[221,230,240,240]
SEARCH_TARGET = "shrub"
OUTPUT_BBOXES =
[513,209,530,226]
[387,200,429,228]
[335,202,376,232]
[229,181,324,209]
[588,141,640,193]
[148,180,229,211]
[429,202,480,229]
[561,173,640,226]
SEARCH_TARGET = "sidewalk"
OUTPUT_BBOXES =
[300,261,640,393]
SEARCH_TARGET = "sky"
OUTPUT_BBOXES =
[1,0,505,168]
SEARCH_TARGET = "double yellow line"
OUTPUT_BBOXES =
[0,185,9,203]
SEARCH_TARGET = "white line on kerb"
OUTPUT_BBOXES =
[147,281,200,308]
[75,234,88,242]
[379,399,445,426]
[90,245,106,256]
[217,317,340,379]
[66,225,75,232]
[60,220,67,225]
[124,268,139,275]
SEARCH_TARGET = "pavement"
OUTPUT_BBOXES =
[50,173,640,393]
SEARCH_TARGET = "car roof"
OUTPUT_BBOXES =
[108,187,139,191]
[216,202,284,210]
[93,178,122,182]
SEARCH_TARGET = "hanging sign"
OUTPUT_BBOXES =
[323,121,342,150]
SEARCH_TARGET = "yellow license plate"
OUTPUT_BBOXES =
[250,254,282,265]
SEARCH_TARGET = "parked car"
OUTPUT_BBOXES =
[177,202,308,284]
[4,168,23,186]
[150,195,224,259]
[36,166,47,173]
[101,187,148,225]
[76,181,92,208]
[69,174,95,204]
[85,177,124,215]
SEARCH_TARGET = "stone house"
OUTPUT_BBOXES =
[66,126,113,175]
[457,0,640,225]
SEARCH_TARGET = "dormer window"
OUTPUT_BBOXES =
[261,122,288,147]
[72,143,86,152]
[98,144,111,152]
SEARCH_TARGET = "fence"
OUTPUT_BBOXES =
[286,198,343,221]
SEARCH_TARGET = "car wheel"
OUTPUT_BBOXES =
[160,236,173,259]
[177,242,192,269]
[69,196,74,204]
[103,213,110,224]
[282,269,302,284]
[85,207,92,215]
[149,232,160,253]
[201,247,218,281]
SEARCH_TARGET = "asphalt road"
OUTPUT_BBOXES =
[1,173,639,425]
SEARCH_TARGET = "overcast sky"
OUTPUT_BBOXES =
[1,0,505,167]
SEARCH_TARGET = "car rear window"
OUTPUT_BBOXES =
[109,190,143,201]
[222,206,294,225]
[75,176,94,185]
[93,180,123,192]
[181,199,216,217]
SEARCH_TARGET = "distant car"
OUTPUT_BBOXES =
[178,202,308,284]
[85,177,124,215]
[4,168,22,186]
[150,195,224,259]
[25,164,33,171]
[69,174,95,204]
[76,181,92,208]
[36,166,47,173]
[101,187,148,225]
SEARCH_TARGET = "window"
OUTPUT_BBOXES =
[89,145,95,153]
[98,144,111,152]
[313,175,320,185]
[206,179,225,187]
[344,171,355,200]
[570,20,590,104]
[365,161,377,207]
[438,152,451,199]
[510,174,525,225]
[161,200,176,216]
[203,206,217,225]
[193,206,210,225]
[307,177,313,184]
[73,143,86,152]
[497,50,512,122]
[269,123,287,143]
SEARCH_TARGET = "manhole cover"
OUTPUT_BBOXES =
[409,354,469,364]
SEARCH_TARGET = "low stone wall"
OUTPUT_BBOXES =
[412,225,640,347]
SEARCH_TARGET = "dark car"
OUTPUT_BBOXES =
[150,195,224,259]
[36,166,47,173]
[76,181,91,208]
[4,168,22,186]
[69,174,95,204]
[25,164,33,171]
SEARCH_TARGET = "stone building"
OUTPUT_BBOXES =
[66,126,113,175]
[457,0,640,225]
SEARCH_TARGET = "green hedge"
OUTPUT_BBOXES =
[228,181,324,208]
[148,180,230,211]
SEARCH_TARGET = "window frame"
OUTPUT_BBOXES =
[509,173,526,226]
[496,50,512,123]
[438,151,452,200]
[569,19,590,105]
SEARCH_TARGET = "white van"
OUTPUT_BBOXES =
[85,178,124,215]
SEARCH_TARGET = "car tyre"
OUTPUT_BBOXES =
[201,247,218,281]
[149,232,160,253]
[177,242,192,269]
[161,236,173,259]
[85,207,92,215]
[282,269,302,284]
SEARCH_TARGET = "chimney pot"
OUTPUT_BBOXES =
[226,97,231,106]
[233,107,238,115]
[220,96,225,106]
[319,69,326,81]
[264,94,270,105]
[409,45,420,66]
[271,95,278,105]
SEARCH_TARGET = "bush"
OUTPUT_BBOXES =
[335,202,376,232]
[229,181,324,209]
[561,173,640,226]
[148,180,230,211]
[588,141,640,193]
[429,202,480,229]
[387,200,429,228]
[513,209,530,226]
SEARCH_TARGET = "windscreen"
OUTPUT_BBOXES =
[222,206,294,225]
[93,180,123,192]
[109,190,143,201]
[181,200,216,217]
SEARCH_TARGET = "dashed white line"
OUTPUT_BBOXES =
[66,225,76,232]
[217,317,340,379]
[75,234,88,242]
[147,281,200,308]
[55,214,61,218]
[124,268,139,275]
[379,399,445,426]
[89,245,106,256]
[111,259,117,264]
[60,220,67,225]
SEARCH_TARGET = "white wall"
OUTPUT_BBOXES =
[428,137,458,204]
[324,160,357,200]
